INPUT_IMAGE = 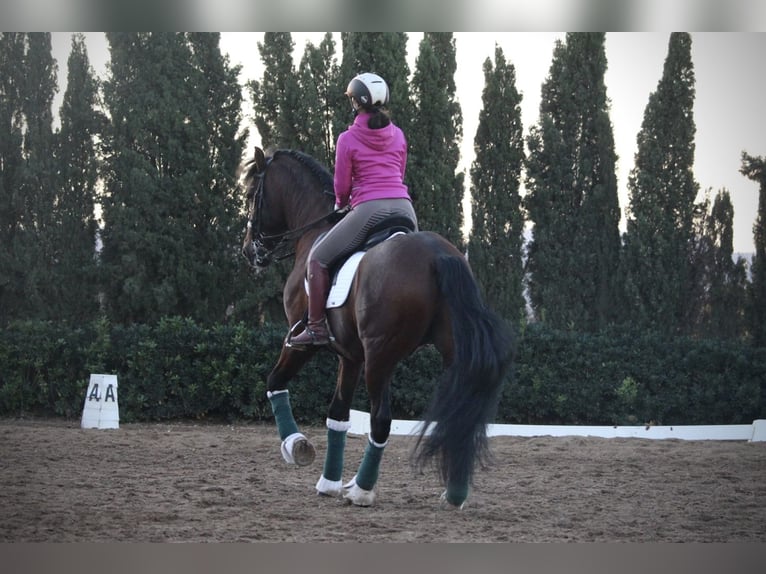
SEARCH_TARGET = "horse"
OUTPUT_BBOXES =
[241,146,514,508]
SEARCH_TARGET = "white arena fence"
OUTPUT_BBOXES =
[348,409,766,442]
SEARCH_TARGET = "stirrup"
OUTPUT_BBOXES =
[286,322,332,348]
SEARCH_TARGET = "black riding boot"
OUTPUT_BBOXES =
[290,261,331,347]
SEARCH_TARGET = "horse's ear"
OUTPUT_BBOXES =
[254,147,266,173]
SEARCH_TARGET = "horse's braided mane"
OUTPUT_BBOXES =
[273,149,334,193]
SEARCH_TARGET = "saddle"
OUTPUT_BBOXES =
[287,217,415,345]
[347,216,415,257]
[311,216,416,308]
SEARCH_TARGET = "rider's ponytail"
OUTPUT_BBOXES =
[367,108,391,130]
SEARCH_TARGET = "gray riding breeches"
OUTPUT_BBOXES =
[308,198,418,269]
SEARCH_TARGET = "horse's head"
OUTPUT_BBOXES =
[241,146,338,268]
[241,147,280,268]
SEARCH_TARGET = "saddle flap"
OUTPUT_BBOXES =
[327,252,367,307]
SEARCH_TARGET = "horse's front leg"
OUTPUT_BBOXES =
[266,345,319,466]
[315,357,363,497]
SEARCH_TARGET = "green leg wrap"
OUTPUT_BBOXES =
[445,480,469,507]
[322,427,347,482]
[354,438,386,491]
[268,391,299,440]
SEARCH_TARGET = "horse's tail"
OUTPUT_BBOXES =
[414,253,515,505]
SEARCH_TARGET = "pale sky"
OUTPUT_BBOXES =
[51,32,765,254]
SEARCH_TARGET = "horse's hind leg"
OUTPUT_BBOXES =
[266,346,319,466]
[315,357,363,497]
[343,360,395,507]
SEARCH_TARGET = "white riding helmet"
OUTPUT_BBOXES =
[345,72,390,110]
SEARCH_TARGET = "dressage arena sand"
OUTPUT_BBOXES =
[1,417,764,543]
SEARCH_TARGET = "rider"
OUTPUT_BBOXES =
[289,72,418,347]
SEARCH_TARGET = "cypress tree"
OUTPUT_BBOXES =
[524,33,620,331]
[408,32,464,249]
[185,32,249,323]
[0,33,27,325]
[244,33,305,322]
[52,33,103,323]
[467,45,525,324]
[706,190,748,340]
[296,33,340,168]
[621,33,698,334]
[577,34,622,331]
[17,33,59,320]
[248,33,301,151]
[687,189,747,339]
[101,32,181,324]
[740,152,766,347]
[101,33,245,324]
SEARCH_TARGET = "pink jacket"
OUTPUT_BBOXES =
[333,112,411,209]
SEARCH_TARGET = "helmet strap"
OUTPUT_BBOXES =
[349,97,361,117]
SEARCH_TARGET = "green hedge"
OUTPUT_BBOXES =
[1,318,764,425]
[502,325,765,425]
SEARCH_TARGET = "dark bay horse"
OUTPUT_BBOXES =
[241,147,514,508]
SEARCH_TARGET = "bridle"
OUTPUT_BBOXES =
[242,156,341,268]
[243,167,292,267]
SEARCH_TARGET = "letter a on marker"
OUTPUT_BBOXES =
[88,384,100,401]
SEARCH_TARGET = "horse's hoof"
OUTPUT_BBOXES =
[439,490,466,510]
[316,475,344,497]
[343,482,376,507]
[292,437,316,466]
[280,433,315,465]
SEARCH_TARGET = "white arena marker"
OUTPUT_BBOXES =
[81,374,120,430]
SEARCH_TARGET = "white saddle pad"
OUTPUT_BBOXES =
[326,251,366,308]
